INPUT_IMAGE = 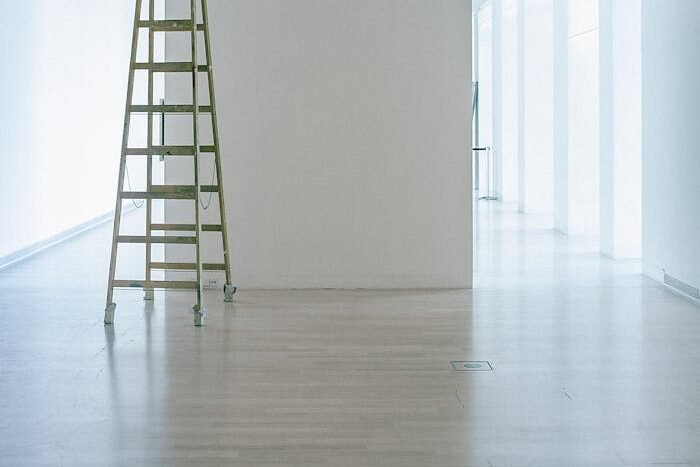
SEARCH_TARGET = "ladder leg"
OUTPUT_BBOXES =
[191,0,206,326]
[224,284,237,302]
[144,0,155,302]
[201,0,236,303]
[105,0,144,324]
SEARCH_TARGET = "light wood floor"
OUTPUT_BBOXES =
[1,202,699,466]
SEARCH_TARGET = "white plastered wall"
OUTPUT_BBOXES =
[164,0,474,289]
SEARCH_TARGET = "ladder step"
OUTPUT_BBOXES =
[149,262,227,271]
[122,192,193,200]
[116,235,196,244]
[150,224,223,232]
[134,62,210,73]
[149,262,192,270]
[150,224,194,231]
[139,20,205,32]
[126,145,216,156]
[130,105,213,113]
[122,185,197,200]
[112,279,199,290]
[121,185,219,200]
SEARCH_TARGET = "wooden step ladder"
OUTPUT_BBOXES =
[105,0,235,327]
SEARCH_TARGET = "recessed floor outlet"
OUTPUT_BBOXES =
[450,360,493,371]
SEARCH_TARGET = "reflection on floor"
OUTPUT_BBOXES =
[0,201,698,466]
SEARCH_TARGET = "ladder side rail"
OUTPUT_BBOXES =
[201,0,234,296]
[144,0,156,300]
[105,0,145,323]
[191,0,205,325]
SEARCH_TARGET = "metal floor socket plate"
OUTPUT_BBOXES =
[450,361,493,371]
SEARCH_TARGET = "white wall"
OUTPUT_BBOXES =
[166,0,473,289]
[641,0,700,289]
[0,1,136,259]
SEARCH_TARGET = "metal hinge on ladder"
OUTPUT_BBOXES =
[104,0,235,327]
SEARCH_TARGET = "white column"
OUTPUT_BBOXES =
[501,0,519,203]
[566,0,600,235]
[476,3,494,198]
[600,0,641,257]
[492,0,503,200]
[516,0,526,210]
[599,0,613,252]
[553,0,568,232]
[519,0,554,213]
[551,0,602,236]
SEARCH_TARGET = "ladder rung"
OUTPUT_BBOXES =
[121,186,219,199]
[112,279,199,290]
[150,224,223,232]
[149,262,227,271]
[126,145,216,156]
[130,105,213,113]
[134,62,210,73]
[139,20,205,32]
[150,224,195,231]
[122,185,197,200]
[122,192,194,200]
[149,262,195,270]
[116,235,196,244]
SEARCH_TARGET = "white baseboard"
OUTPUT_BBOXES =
[228,273,473,290]
[0,206,136,270]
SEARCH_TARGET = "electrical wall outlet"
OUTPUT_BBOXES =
[203,277,220,290]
